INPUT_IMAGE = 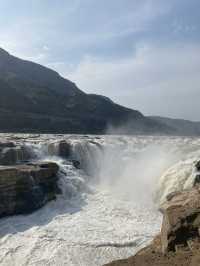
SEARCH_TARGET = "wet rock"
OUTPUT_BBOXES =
[0,161,59,217]
[160,185,200,253]
[58,141,71,157]
[89,141,102,149]
[0,141,15,149]
[0,144,31,165]
[72,160,81,169]
[194,175,200,186]
[48,140,71,158]
[195,161,200,171]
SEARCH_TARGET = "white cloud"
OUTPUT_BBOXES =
[66,43,200,120]
[0,0,169,61]
[0,0,199,121]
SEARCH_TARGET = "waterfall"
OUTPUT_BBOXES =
[25,142,49,159]
[71,140,103,177]
[23,136,200,205]
[23,139,104,199]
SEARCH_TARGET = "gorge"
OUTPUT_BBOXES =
[0,133,200,265]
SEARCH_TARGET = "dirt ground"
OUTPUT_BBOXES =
[105,236,200,266]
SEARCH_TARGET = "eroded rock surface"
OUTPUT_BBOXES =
[0,141,31,165]
[160,185,200,253]
[0,161,59,217]
[48,140,71,157]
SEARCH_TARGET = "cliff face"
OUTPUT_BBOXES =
[0,141,59,217]
[0,48,171,134]
[106,163,200,266]
[160,186,200,255]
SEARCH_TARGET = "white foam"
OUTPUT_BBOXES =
[0,134,199,265]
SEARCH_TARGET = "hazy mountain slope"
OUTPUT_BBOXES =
[150,116,200,136]
[0,48,177,134]
[0,48,82,97]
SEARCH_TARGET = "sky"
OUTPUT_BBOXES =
[0,0,200,120]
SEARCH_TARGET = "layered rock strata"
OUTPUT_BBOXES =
[0,141,59,217]
[0,162,59,217]
[0,141,31,165]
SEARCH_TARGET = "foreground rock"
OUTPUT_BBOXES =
[105,235,200,266]
[160,186,200,254]
[106,185,200,266]
[0,162,59,217]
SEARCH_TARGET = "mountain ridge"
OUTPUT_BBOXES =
[150,116,200,136]
[0,47,199,135]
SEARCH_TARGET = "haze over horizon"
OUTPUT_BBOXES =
[0,0,199,121]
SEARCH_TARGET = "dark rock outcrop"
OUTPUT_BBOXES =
[0,141,15,148]
[194,174,200,186]
[48,140,71,157]
[193,161,200,186]
[72,160,81,169]
[0,161,59,217]
[0,144,31,165]
[195,161,200,172]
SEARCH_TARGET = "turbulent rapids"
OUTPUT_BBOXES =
[0,134,200,266]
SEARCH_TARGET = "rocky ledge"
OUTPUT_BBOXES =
[106,163,200,266]
[0,141,59,217]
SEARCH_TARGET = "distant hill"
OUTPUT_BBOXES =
[150,116,200,136]
[0,47,198,135]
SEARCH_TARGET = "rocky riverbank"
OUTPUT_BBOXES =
[0,140,59,217]
[105,163,200,266]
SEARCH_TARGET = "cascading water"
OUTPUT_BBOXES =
[71,140,104,177]
[0,134,200,266]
